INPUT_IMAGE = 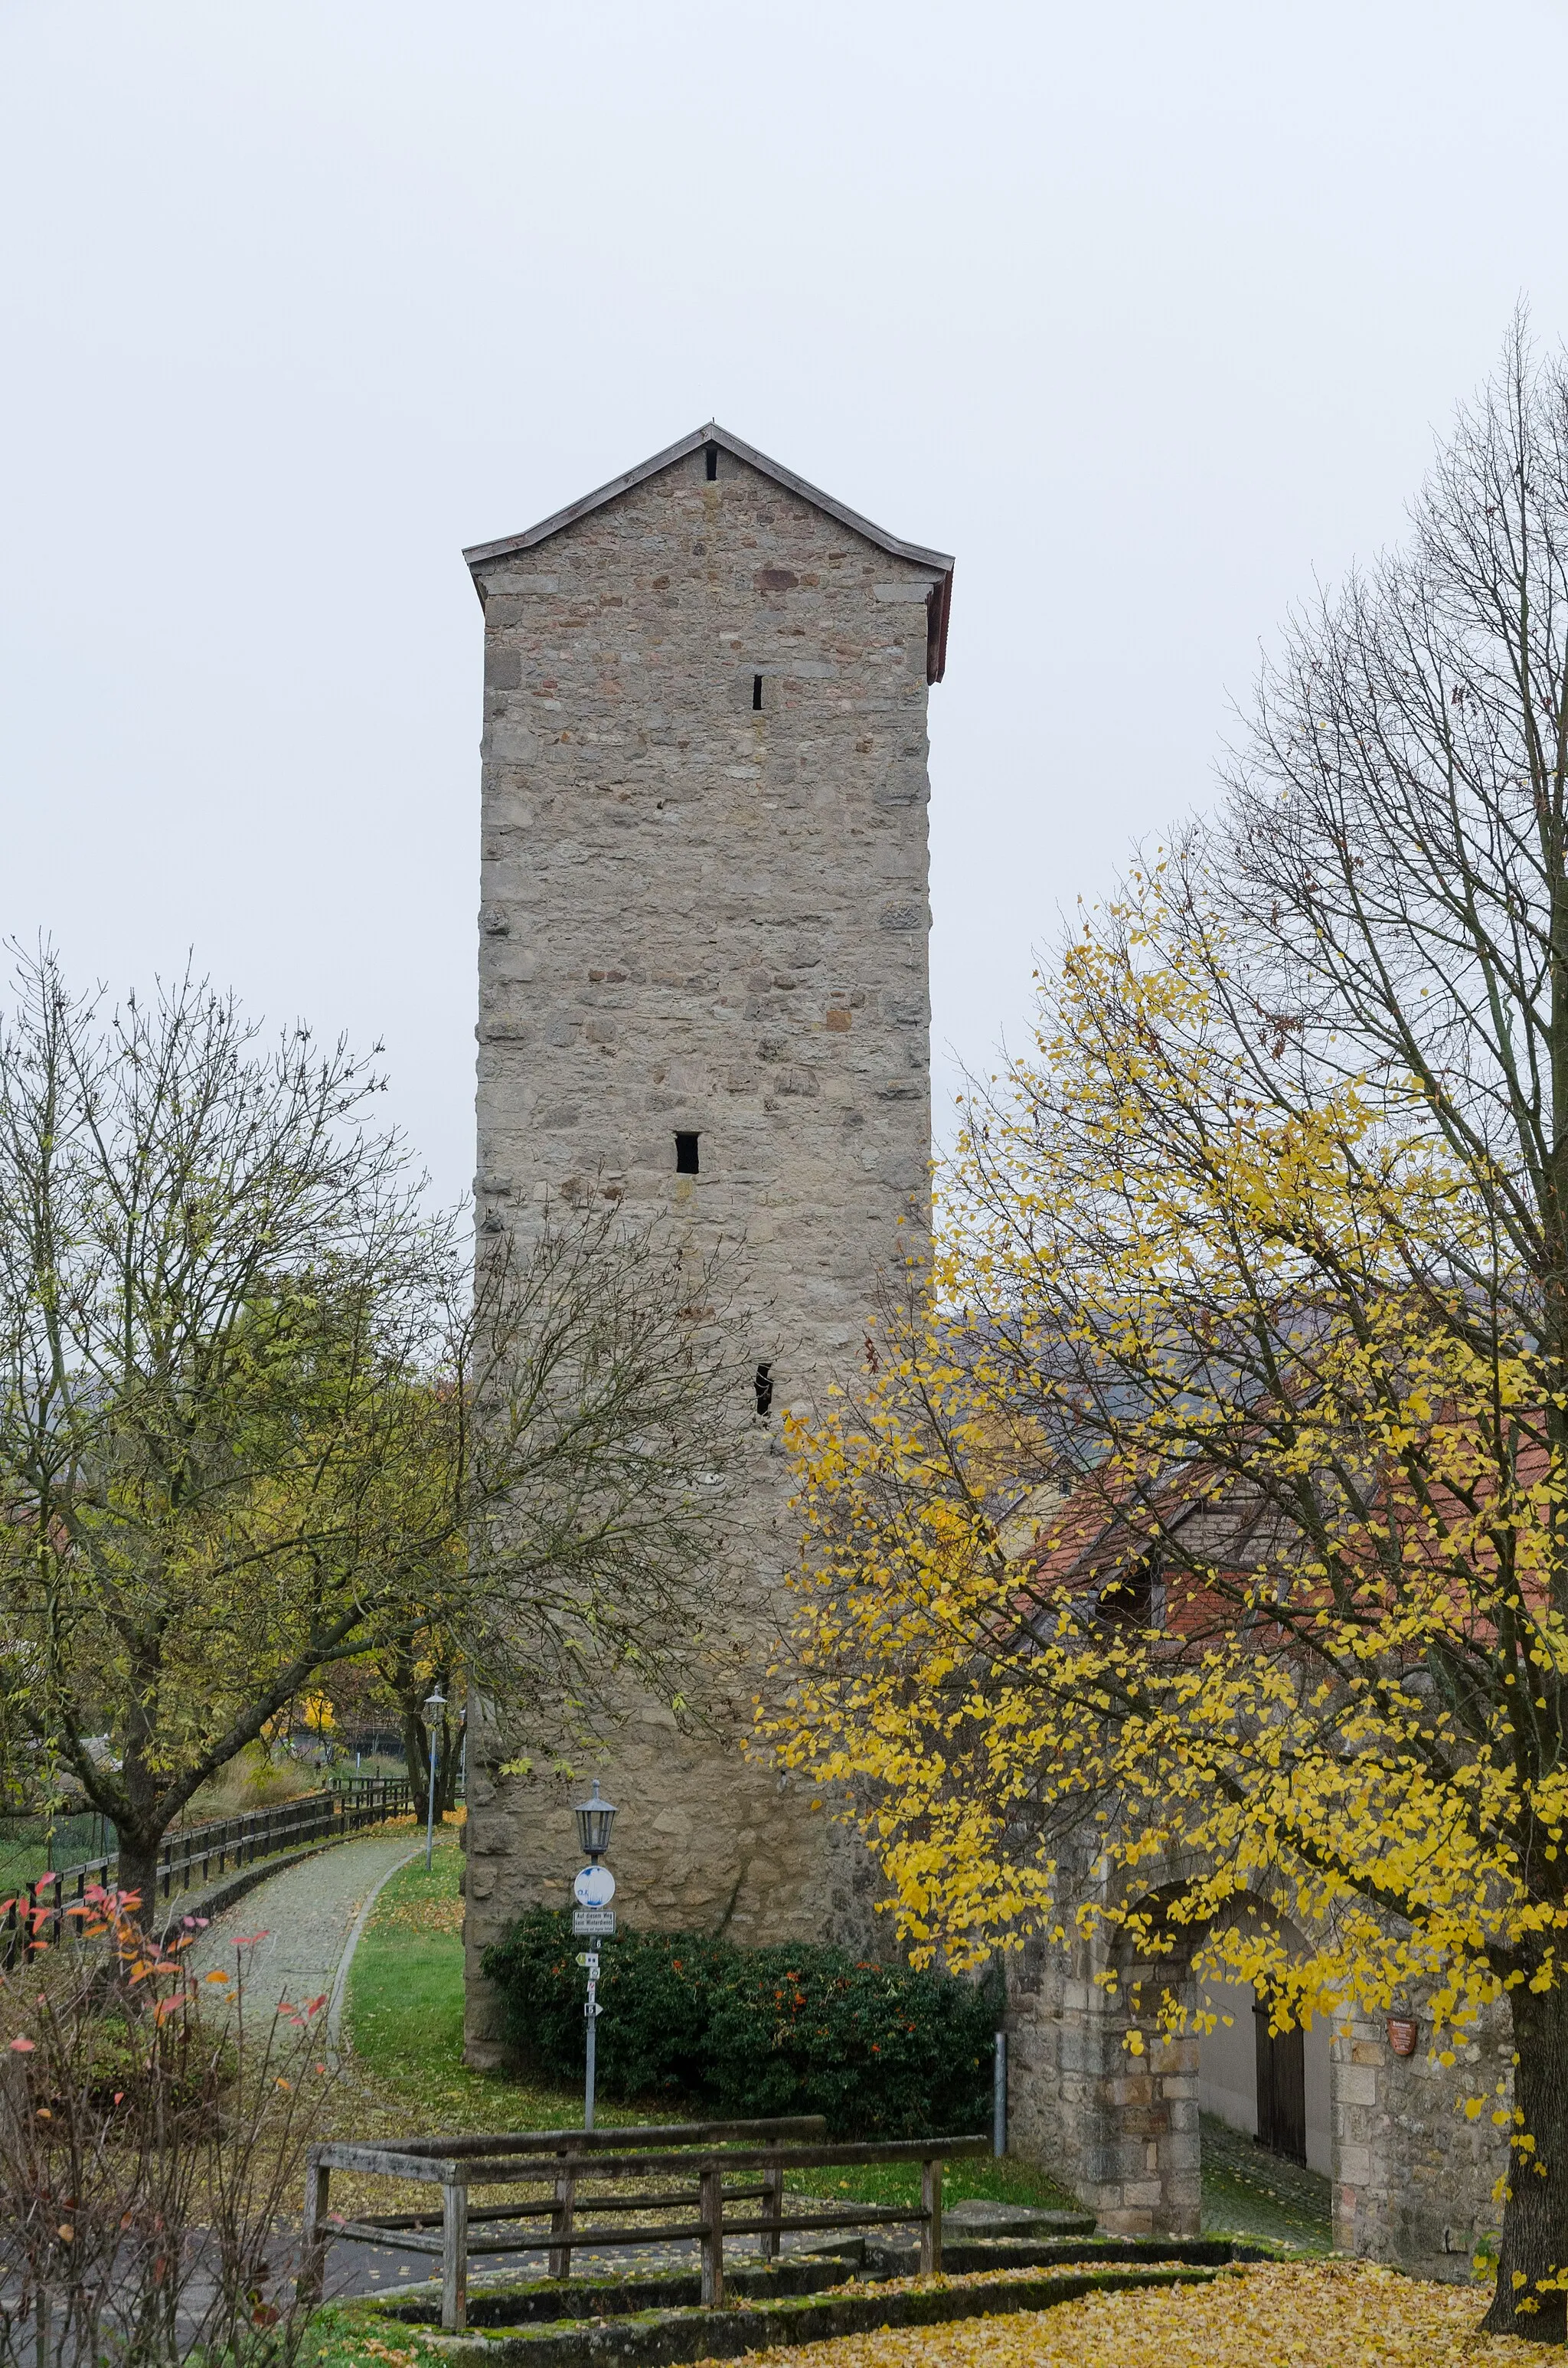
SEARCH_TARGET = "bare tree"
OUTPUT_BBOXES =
[1211,316,1568,2334]
[772,317,1568,2338]
[0,951,735,1916]
[0,1892,334,2368]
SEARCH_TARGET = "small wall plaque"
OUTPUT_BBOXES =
[1387,2014,1419,2058]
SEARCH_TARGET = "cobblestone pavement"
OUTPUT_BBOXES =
[1200,2111,1333,2248]
[184,1831,420,2020]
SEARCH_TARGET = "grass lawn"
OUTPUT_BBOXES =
[0,1840,49,1892]
[0,1810,113,1894]
[337,1843,1076,2212]
[307,2302,445,2368]
[790,2157,1077,2214]
[341,1837,586,2141]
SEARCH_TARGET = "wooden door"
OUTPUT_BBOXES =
[1253,1999,1306,2163]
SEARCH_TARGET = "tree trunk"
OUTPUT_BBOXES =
[1482,1980,1568,2338]
[400,1702,429,1801]
[437,1715,462,1815]
[113,1829,164,1931]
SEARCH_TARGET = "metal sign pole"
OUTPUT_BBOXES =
[583,1950,599,2131]
[993,2029,1007,2157]
[570,1817,616,2136]
[422,1688,446,1871]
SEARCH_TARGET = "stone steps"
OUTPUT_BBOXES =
[348,2236,1283,2366]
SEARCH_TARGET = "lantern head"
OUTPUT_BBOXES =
[573,1779,618,1860]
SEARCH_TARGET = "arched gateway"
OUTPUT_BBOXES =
[1002,1860,1512,2275]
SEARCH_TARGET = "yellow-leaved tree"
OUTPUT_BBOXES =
[770,319,1568,2340]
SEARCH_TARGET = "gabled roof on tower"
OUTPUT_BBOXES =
[463,422,955,682]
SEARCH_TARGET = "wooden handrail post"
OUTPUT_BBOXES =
[920,2157,943,2275]
[440,2180,468,2331]
[299,2152,331,2305]
[761,2146,783,2262]
[699,2165,724,2307]
[547,2160,576,2279]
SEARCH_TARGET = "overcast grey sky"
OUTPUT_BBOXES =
[3,0,1566,1208]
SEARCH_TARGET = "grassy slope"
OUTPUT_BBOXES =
[340,1844,1077,2209]
[343,1837,584,2137]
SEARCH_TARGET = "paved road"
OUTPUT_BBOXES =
[184,1830,421,2020]
[181,1833,448,2305]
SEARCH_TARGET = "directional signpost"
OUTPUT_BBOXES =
[568,1786,619,2131]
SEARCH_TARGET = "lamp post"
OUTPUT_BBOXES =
[571,1781,618,2131]
[422,1688,446,1869]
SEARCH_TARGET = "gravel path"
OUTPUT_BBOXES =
[184,1830,420,2020]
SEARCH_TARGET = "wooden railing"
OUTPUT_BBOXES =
[0,1774,413,1969]
[302,2117,991,2330]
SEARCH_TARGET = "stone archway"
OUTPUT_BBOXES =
[1004,1880,1328,2237]
[1004,1873,1517,2268]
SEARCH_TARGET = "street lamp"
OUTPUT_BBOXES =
[573,1779,617,1861]
[422,1688,446,1869]
[570,1781,619,2131]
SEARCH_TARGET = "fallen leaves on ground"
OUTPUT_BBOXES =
[371,1893,464,1936]
[696,2261,1541,2366]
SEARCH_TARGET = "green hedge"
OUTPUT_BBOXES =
[479,1910,998,2138]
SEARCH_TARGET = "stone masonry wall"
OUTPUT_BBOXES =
[462,439,945,2062]
[1331,2000,1510,2281]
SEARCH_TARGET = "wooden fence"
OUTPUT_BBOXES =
[0,1774,413,1969]
[303,2117,991,2329]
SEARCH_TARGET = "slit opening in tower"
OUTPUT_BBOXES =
[675,1131,701,1175]
[704,441,719,481]
[754,1361,774,1418]
[752,674,763,710]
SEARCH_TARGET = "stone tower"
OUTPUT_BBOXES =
[460,424,952,2063]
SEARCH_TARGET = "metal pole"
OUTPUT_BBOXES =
[425,1726,439,1869]
[583,1950,599,2131]
[993,2028,1007,2157]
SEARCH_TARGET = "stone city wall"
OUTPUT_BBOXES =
[1330,1999,1510,2280]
